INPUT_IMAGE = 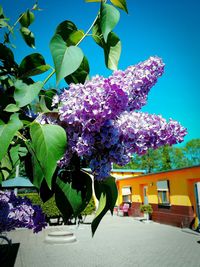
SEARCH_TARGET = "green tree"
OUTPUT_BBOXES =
[160,145,171,171]
[139,149,161,173]
[113,154,141,170]
[114,148,163,173]
[169,147,189,169]
[184,139,200,166]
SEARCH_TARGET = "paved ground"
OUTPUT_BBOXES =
[6,214,200,267]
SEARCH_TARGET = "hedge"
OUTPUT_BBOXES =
[19,193,96,219]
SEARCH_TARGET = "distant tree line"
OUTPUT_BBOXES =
[113,139,200,173]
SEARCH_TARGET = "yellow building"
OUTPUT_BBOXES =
[112,165,200,229]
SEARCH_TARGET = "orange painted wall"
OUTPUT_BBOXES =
[114,166,200,218]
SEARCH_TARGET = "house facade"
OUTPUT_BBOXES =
[112,166,200,229]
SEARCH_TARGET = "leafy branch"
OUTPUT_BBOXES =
[0,0,129,236]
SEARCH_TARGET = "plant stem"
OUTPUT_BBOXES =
[3,13,24,44]
[42,68,55,86]
[16,131,28,142]
[76,14,99,46]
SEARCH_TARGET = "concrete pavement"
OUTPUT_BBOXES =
[7,214,200,267]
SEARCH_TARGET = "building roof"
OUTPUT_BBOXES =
[1,177,34,188]
[82,168,146,174]
[116,165,200,181]
[111,169,146,173]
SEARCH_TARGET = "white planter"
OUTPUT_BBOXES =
[144,213,150,221]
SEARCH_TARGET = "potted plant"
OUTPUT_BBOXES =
[140,204,153,221]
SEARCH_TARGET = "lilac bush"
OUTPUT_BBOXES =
[0,191,47,233]
[0,0,187,236]
[54,56,187,180]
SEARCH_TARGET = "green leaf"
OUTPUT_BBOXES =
[65,56,90,84]
[94,176,118,212]
[56,161,92,213]
[0,154,12,180]
[0,19,9,29]
[91,192,107,236]
[38,95,51,112]
[39,179,54,203]
[24,146,44,188]
[19,53,51,78]
[30,122,67,188]
[100,3,120,42]
[14,80,43,107]
[0,43,15,65]
[9,144,20,167]
[4,104,20,112]
[92,20,121,70]
[39,89,57,111]
[0,8,10,30]
[0,114,23,161]
[68,30,84,46]
[91,176,118,236]
[92,17,105,48]
[55,20,77,42]
[56,177,83,216]
[19,10,35,27]
[0,5,3,16]
[4,32,10,44]
[54,21,84,46]
[50,34,84,84]
[20,27,35,48]
[31,149,45,188]
[18,146,28,157]
[55,182,74,222]
[54,155,92,219]
[110,0,128,13]
[104,31,121,70]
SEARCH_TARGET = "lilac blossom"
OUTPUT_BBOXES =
[110,56,165,110]
[0,191,47,233]
[52,56,186,180]
[115,111,187,156]
[58,75,129,132]
[82,113,186,179]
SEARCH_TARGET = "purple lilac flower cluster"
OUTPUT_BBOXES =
[110,56,164,110]
[55,56,187,180]
[59,75,129,132]
[115,111,187,155]
[0,191,47,233]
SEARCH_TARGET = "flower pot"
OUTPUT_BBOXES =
[0,236,20,267]
[144,213,150,221]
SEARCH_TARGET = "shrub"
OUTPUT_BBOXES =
[81,197,96,216]
[140,204,153,214]
[19,193,62,218]
[19,193,96,218]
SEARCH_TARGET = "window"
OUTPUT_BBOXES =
[122,186,132,203]
[156,180,170,206]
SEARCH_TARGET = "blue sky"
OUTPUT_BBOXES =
[1,0,200,145]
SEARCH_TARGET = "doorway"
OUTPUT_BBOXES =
[143,185,148,204]
[194,182,200,222]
